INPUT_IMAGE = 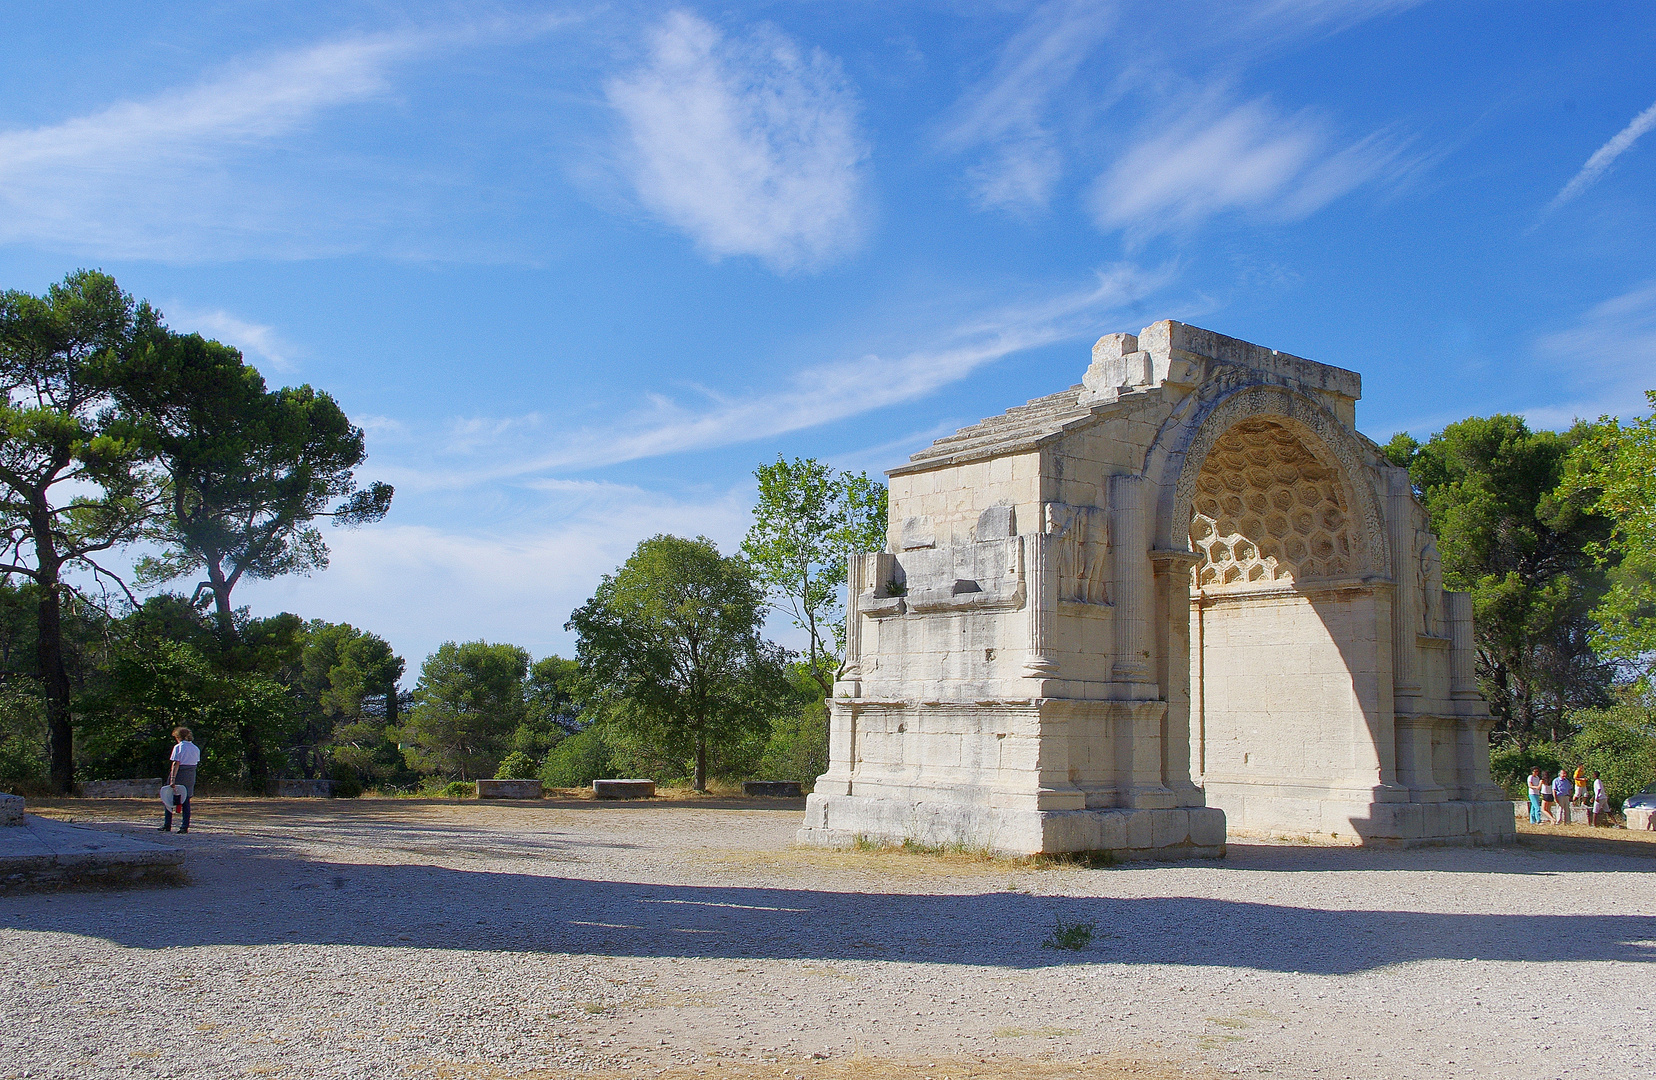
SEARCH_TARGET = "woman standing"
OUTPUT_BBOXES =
[162,726,199,833]
[1539,771,1554,824]
[1526,767,1544,824]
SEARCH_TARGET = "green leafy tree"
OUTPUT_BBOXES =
[1567,390,1656,690]
[298,621,404,779]
[1387,416,1615,742]
[741,457,887,697]
[113,328,393,646]
[402,640,529,780]
[0,271,163,791]
[514,655,580,759]
[568,534,789,792]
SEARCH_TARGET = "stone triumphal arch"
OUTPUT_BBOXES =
[798,321,1514,858]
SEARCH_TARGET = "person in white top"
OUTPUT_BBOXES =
[163,727,200,833]
[1526,767,1544,824]
[1590,772,1609,827]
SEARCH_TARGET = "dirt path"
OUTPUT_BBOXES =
[3,797,1652,1080]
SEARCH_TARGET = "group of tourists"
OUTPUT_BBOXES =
[1526,764,1610,826]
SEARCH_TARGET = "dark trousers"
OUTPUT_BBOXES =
[163,797,191,830]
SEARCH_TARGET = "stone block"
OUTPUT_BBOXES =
[1188,807,1226,847]
[743,781,802,797]
[1150,807,1189,848]
[1,793,21,826]
[274,779,335,798]
[1125,809,1152,850]
[593,779,656,799]
[476,779,543,799]
[79,779,164,799]
[1625,807,1654,832]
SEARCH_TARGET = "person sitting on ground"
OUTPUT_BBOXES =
[1527,767,1544,824]
[1552,768,1572,825]
[1539,771,1554,824]
[1591,772,1609,827]
[162,726,200,834]
[1574,764,1590,807]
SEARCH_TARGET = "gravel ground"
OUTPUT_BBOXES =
[2,796,1653,1080]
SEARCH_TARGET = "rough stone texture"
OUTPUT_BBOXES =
[476,779,543,799]
[594,779,656,799]
[0,814,185,893]
[743,781,802,797]
[1627,807,1655,831]
[79,779,164,798]
[272,779,335,798]
[801,320,1514,856]
[1,793,22,826]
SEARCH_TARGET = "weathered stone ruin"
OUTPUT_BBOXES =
[799,321,1515,858]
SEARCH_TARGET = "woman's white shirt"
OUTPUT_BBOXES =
[170,741,201,766]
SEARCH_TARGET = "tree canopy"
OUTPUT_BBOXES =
[741,457,886,697]
[1387,415,1615,741]
[402,640,530,780]
[568,534,789,791]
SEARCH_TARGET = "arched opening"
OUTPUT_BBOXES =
[1184,415,1388,836]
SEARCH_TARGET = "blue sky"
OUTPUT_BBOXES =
[3,1,1653,672]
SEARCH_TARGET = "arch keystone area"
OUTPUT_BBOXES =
[799,321,1514,859]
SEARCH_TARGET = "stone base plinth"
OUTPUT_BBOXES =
[1626,807,1655,832]
[1,793,22,826]
[1207,783,1517,846]
[593,779,656,799]
[476,779,543,799]
[797,791,1225,861]
[1,815,185,894]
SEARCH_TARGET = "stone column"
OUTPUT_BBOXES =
[1446,590,1499,800]
[840,553,867,683]
[1150,548,1205,806]
[1110,474,1154,694]
[1022,532,1060,678]
[1386,470,1422,714]
[1446,591,1479,702]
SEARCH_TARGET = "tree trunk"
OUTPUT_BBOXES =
[694,734,707,793]
[385,683,399,729]
[36,577,74,795]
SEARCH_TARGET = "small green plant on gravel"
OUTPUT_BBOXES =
[1042,917,1096,951]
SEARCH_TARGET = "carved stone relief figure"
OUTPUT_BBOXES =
[1419,529,1443,636]
[1045,502,1109,605]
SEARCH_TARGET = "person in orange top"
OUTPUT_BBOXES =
[1574,764,1590,806]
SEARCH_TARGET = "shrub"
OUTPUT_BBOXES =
[1042,918,1096,951]
[437,780,475,798]
[1565,704,1656,806]
[756,697,828,786]
[1489,741,1563,798]
[495,751,538,780]
[329,771,364,798]
[540,727,613,788]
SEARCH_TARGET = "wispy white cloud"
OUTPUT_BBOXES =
[380,262,1172,491]
[606,9,869,271]
[1527,280,1656,426]
[164,305,302,373]
[938,0,1116,212]
[1089,97,1414,239]
[0,34,427,258]
[1547,97,1656,211]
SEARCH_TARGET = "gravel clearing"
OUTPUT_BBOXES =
[2,796,1653,1080]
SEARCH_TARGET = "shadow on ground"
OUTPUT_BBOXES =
[4,837,1653,975]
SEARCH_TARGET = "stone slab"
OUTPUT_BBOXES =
[80,779,164,798]
[593,779,656,799]
[0,815,185,893]
[476,779,543,800]
[742,781,802,798]
[273,779,335,798]
[1627,807,1655,832]
[1,793,22,826]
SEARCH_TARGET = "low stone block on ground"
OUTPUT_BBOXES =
[273,779,335,798]
[1,793,22,826]
[592,779,655,799]
[742,781,802,797]
[476,779,543,799]
[0,813,185,893]
[79,779,163,798]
